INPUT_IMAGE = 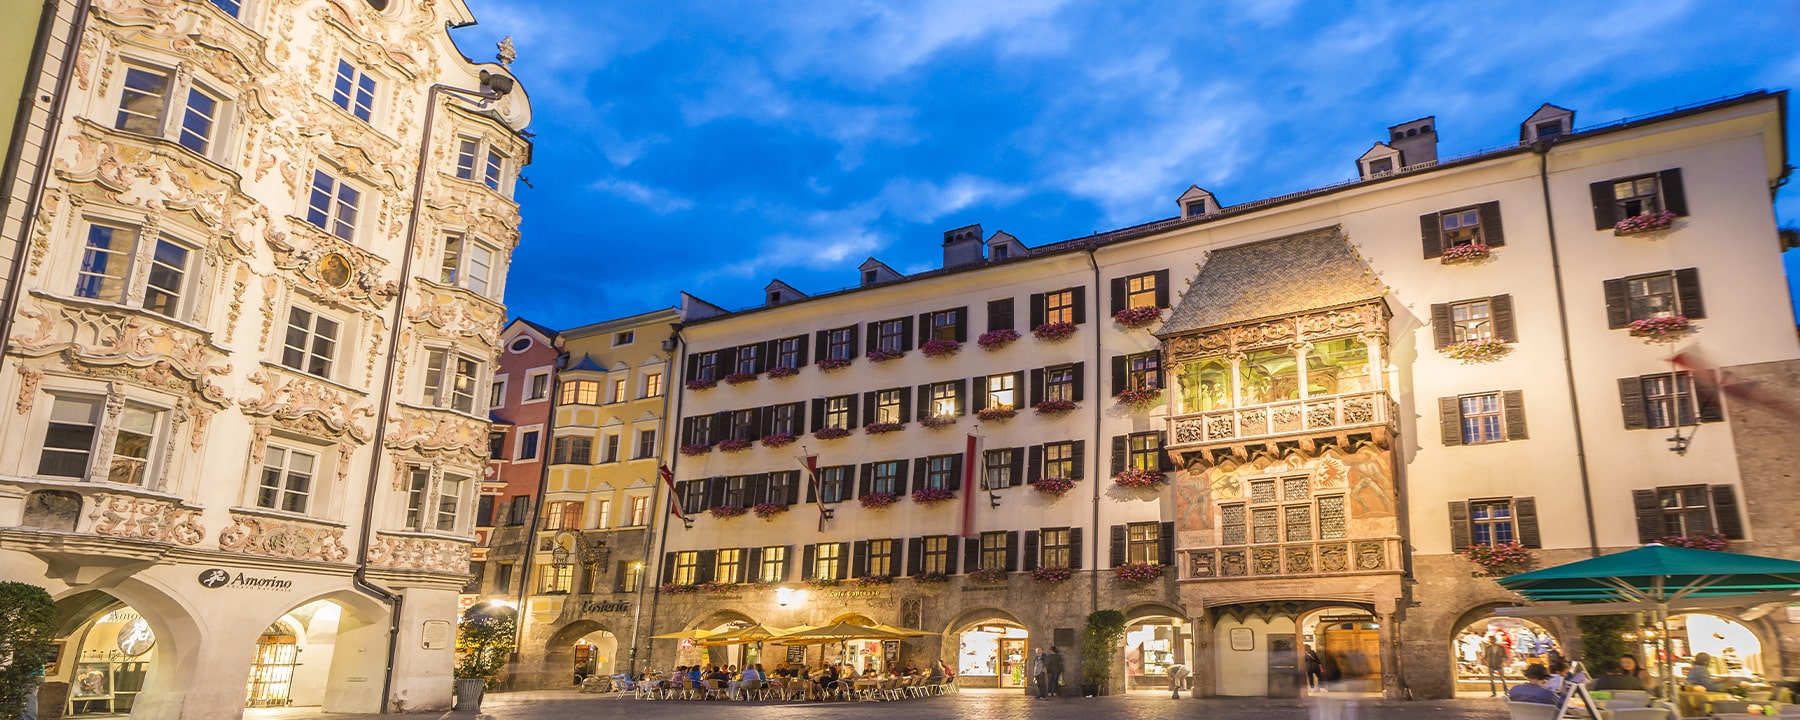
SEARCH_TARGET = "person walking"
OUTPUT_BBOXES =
[1483,636,1510,696]
[1032,647,1049,699]
[1166,663,1191,699]
[1306,646,1323,690]
[1044,646,1066,698]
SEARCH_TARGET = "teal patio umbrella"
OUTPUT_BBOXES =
[1496,544,1800,699]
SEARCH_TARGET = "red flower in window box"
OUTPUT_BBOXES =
[717,437,753,453]
[817,357,853,372]
[752,502,788,519]
[1442,338,1511,364]
[685,378,717,391]
[813,427,851,440]
[978,329,1021,350]
[867,348,906,363]
[1439,243,1491,265]
[919,415,958,430]
[1655,532,1729,551]
[760,433,796,448]
[1627,315,1694,344]
[708,504,747,519]
[1461,541,1533,575]
[1113,468,1167,488]
[1113,306,1162,329]
[911,486,955,505]
[659,583,699,594]
[921,339,962,358]
[767,365,799,379]
[802,577,841,589]
[1113,562,1165,583]
[1114,387,1164,410]
[856,574,895,587]
[863,421,904,435]
[1032,399,1079,417]
[859,491,899,509]
[1032,321,1077,342]
[1031,565,1073,584]
[1033,477,1074,497]
[679,443,713,456]
[1614,211,1678,236]
[968,566,1009,584]
[976,406,1017,422]
[723,372,758,385]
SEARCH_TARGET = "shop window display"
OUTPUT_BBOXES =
[1450,617,1558,691]
[958,623,1029,687]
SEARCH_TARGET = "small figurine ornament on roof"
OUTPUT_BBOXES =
[496,36,516,67]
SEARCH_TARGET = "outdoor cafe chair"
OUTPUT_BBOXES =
[1604,706,1676,720]
[1603,690,1650,708]
[702,679,727,701]
[735,679,764,701]
[1714,700,1755,715]
[1506,701,1559,720]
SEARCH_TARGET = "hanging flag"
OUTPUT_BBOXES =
[799,453,828,532]
[1671,350,1800,421]
[960,433,980,539]
[658,464,688,523]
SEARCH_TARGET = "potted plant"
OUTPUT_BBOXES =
[717,437,753,453]
[813,426,851,440]
[1439,243,1491,264]
[976,405,1017,422]
[1627,315,1694,344]
[1033,321,1078,342]
[921,339,962,357]
[1114,387,1163,410]
[0,582,55,720]
[752,502,788,519]
[708,504,747,519]
[919,415,958,430]
[867,348,906,363]
[1033,399,1079,417]
[1442,337,1511,363]
[1614,210,1678,236]
[1079,610,1127,696]
[1113,305,1161,329]
[1462,541,1533,576]
[1033,477,1074,497]
[817,356,853,372]
[454,609,517,710]
[723,371,758,385]
[1031,565,1072,584]
[912,486,955,506]
[978,328,1021,351]
[968,566,1009,583]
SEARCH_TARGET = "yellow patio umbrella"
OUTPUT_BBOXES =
[695,623,788,646]
[649,628,719,640]
[770,620,910,645]
[869,623,932,637]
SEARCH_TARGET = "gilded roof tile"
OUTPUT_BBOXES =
[1158,226,1385,336]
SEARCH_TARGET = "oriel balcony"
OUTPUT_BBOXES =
[1168,390,1397,449]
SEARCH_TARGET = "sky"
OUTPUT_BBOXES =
[449,0,1800,330]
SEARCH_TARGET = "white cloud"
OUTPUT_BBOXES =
[769,0,1076,82]
[706,228,887,280]
[587,179,694,214]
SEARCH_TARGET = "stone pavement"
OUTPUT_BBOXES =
[248,689,1515,720]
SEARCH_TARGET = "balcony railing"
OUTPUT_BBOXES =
[1184,538,1401,581]
[1168,391,1395,447]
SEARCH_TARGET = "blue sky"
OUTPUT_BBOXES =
[451,1,1800,329]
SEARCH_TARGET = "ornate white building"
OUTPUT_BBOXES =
[0,1,530,717]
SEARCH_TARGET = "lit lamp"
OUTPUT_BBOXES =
[776,587,807,608]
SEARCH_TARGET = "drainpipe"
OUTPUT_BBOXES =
[630,324,680,672]
[640,323,687,672]
[1532,141,1602,557]
[353,79,513,712]
[1084,248,1103,614]
[0,0,92,357]
[506,347,567,678]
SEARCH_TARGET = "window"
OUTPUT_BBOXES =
[873,318,906,353]
[1042,441,1076,481]
[1591,170,1686,229]
[992,244,1010,259]
[925,455,957,490]
[1122,352,1160,392]
[1044,289,1075,325]
[926,381,962,417]
[423,349,481,413]
[983,449,1015,490]
[1605,269,1705,328]
[560,380,599,406]
[1618,372,1725,430]
[73,223,195,319]
[505,495,528,526]
[526,371,550,400]
[496,563,514,591]
[867,539,896,577]
[988,298,1015,332]
[614,331,634,346]
[874,389,902,424]
[487,432,504,460]
[114,66,223,156]
[825,327,855,360]
[177,85,221,155]
[1040,528,1071,568]
[628,495,649,526]
[38,396,162,485]
[766,471,798,505]
[436,474,465,532]
[1534,121,1564,139]
[683,415,713,446]
[619,561,643,592]
[595,435,616,463]
[403,468,431,528]
[1440,208,1482,247]
[482,148,507,190]
[987,374,1015,409]
[643,372,663,398]
[728,410,757,440]
[454,138,479,180]
[1612,176,1663,218]
[1126,522,1160,564]
[331,59,376,122]
[1469,499,1515,546]
[921,536,951,575]
[1439,391,1526,446]
[1221,477,1346,546]
[673,551,699,585]
[721,476,748,507]
[818,466,849,503]
[1634,485,1743,542]
[439,235,495,296]
[927,309,960,342]
[551,436,591,465]
[759,546,788,583]
[716,549,742,585]
[869,461,902,495]
[979,532,1008,570]
[540,501,582,530]
[518,428,540,460]
[580,563,602,594]
[736,344,759,375]
[207,0,242,16]
[609,379,626,404]
[1367,157,1393,175]
[305,169,361,241]
[635,429,657,460]
[594,499,611,529]
[813,543,842,581]
[774,337,801,368]
[1452,299,1491,341]
[694,352,718,381]
[1045,365,1075,402]
[1125,273,1158,309]
[490,379,506,408]
[257,445,318,514]
[281,307,340,378]
[768,404,799,436]
[825,396,852,429]
[1126,433,1163,472]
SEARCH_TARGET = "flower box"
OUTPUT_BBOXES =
[679,443,713,457]
[1614,211,1678,236]
[709,504,747,519]
[699,580,739,595]
[766,365,799,379]
[1442,337,1512,364]
[1439,243,1491,264]
[660,583,699,594]
[1463,541,1533,576]
[1114,386,1163,410]
[1114,467,1167,488]
[723,372,758,386]
[1031,565,1073,584]
[912,486,955,505]
[802,577,840,589]
[753,502,788,519]
[864,421,904,435]
[1033,321,1077,342]
[1033,477,1074,497]
[1113,562,1165,583]
[978,328,1021,350]
[919,415,958,430]
[1655,532,1729,551]
[760,433,796,448]
[717,437,753,453]
[813,426,851,440]
[921,339,962,358]
[817,357,853,372]
[1113,306,1162,329]
[976,406,1017,422]
[913,571,948,584]
[867,348,906,363]
[856,574,895,587]
[859,491,899,510]
[1033,399,1079,417]
[1627,315,1694,344]
[685,378,717,391]
[969,567,1009,584]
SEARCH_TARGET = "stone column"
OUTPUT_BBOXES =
[1191,609,1215,697]
[1377,607,1401,700]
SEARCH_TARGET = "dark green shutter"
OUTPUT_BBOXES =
[1591,180,1618,230]
[1431,303,1454,349]
[1023,531,1040,571]
[1420,212,1443,258]
[1069,528,1083,570]
[1659,168,1687,215]
[1710,485,1744,540]
[1109,525,1126,567]
[1675,268,1704,319]
[1111,435,1128,475]
[1478,201,1505,247]
[1491,295,1517,343]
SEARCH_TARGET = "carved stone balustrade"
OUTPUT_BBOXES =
[366,532,472,574]
[1183,537,1402,581]
[1168,391,1396,449]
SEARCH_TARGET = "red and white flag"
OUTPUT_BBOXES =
[800,453,829,532]
[1671,350,1800,421]
[658,464,688,523]
[960,433,981,539]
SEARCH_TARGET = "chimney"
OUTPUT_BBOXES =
[1386,117,1437,168]
[942,223,984,268]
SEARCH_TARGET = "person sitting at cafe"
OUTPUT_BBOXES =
[728,664,763,699]
[1592,661,1642,691]
[1509,664,1559,706]
[1687,653,1720,691]
[706,665,730,684]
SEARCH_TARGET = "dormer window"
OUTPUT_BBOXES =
[1367,158,1394,175]
[1534,121,1565,140]
[768,291,782,305]
[992,244,1009,260]
[1185,200,1207,217]
[863,270,877,285]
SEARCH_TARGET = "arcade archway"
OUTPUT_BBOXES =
[245,593,388,712]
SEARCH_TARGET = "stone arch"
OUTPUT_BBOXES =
[940,605,1025,636]
[52,575,206,719]
[687,608,756,631]
[828,612,877,625]
[248,589,391,712]
[1124,601,1188,623]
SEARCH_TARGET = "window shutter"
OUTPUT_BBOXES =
[1158,433,1176,471]
[696,549,717,583]
[1109,524,1126,567]
[1071,361,1085,402]
[900,316,915,351]
[1111,355,1127,396]
[858,463,873,497]
[862,391,877,426]
[757,342,774,373]
[852,540,869,578]
[1005,530,1021,571]
[743,547,761,584]
[1710,485,1744,540]
[1070,440,1086,479]
[776,545,793,581]
[1029,293,1045,329]
[912,457,927,493]
[963,537,980,572]
[1012,371,1026,405]
[1110,277,1127,316]
[1447,502,1470,550]
[899,386,913,423]
[949,453,963,491]
[1430,303,1454,349]
[1008,448,1023,486]
[1154,269,1171,308]
[661,552,676,584]
[888,539,903,573]
[918,312,932,342]
[1071,286,1087,324]
[1659,168,1688,216]
[1158,521,1175,566]
[1027,444,1043,482]
[1030,368,1045,406]
[794,334,810,367]
[952,307,968,342]
[1618,378,1648,430]
[712,411,730,442]
[1023,531,1040,571]
[945,537,961,575]
[706,477,726,509]
[720,347,739,375]
[1111,435,1128,475]
[864,322,878,354]
[1068,527,1084,570]
[1439,397,1463,446]
[1674,268,1705,319]
[685,353,699,381]
[971,376,988,411]
[1590,180,1618,230]
[681,417,696,444]
[915,384,931,420]
[955,378,968,415]
[845,393,859,429]
[1420,212,1443,259]
[1696,370,1724,423]
[1502,390,1528,440]
[810,398,825,432]
[848,324,859,355]
[806,475,817,503]
[814,331,828,363]
[907,537,924,575]
[1632,489,1662,543]
[801,544,816,580]
[757,405,774,438]
[989,298,1014,332]
[1603,278,1632,329]
[1478,201,1505,247]
[1491,295,1517,343]
[1514,497,1541,549]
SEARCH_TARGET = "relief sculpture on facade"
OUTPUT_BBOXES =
[239,370,375,443]
[366,532,471,574]
[88,493,205,546]
[218,513,351,563]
